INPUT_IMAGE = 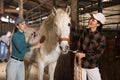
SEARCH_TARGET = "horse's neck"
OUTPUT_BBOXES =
[39,17,59,53]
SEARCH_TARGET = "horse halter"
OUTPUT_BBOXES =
[59,37,70,45]
[58,37,70,51]
[54,23,70,45]
[58,33,70,46]
[54,26,70,45]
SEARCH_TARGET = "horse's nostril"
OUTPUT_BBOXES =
[66,46,69,50]
[60,46,62,50]
[60,45,69,52]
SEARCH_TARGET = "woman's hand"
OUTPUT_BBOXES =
[73,50,85,59]
[30,43,41,50]
[35,43,41,48]
[75,52,85,59]
[29,32,36,43]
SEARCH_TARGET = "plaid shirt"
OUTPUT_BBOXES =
[78,29,106,68]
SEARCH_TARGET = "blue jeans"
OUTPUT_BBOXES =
[0,43,8,60]
[6,58,25,80]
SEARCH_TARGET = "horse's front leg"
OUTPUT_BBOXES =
[49,62,57,80]
[38,62,45,80]
[24,61,32,80]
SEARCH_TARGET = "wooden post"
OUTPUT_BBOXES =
[70,0,82,80]
[19,0,23,18]
[0,0,4,14]
[70,0,79,50]
[98,0,103,12]
[0,18,2,36]
[70,0,78,28]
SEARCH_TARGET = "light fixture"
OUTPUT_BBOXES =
[16,7,20,10]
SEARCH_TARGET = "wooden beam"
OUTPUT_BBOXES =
[4,9,19,13]
[30,0,40,4]
[78,0,120,14]
[0,0,4,14]
[26,0,49,14]
[19,0,23,18]
[53,0,56,7]
[23,0,28,3]
[70,0,78,27]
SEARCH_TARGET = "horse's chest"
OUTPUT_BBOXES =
[43,52,59,64]
[40,44,60,62]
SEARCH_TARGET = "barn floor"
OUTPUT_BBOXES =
[0,62,49,80]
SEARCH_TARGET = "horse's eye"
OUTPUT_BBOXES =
[68,23,71,27]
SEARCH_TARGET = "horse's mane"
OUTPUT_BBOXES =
[37,12,58,53]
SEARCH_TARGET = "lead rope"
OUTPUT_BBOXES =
[74,56,77,80]
[78,57,82,80]
[74,56,82,80]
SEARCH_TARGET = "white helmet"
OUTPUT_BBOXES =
[91,13,106,24]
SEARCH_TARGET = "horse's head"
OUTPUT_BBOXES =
[52,6,71,54]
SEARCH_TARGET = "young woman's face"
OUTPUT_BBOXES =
[17,21,27,32]
[88,17,99,28]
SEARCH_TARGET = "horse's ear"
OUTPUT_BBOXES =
[52,7,57,15]
[66,5,71,16]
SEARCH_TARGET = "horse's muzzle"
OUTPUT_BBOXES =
[60,45,69,54]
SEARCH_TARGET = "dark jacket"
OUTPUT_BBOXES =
[78,29,106,68]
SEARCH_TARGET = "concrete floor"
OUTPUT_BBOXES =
[0,62,7,80]
[0,62,49,80]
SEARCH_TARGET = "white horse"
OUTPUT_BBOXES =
[24,6,71,80]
